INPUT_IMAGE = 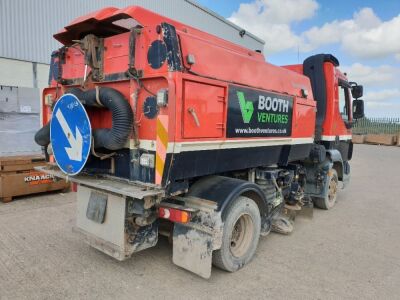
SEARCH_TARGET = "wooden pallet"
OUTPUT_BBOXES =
[0,155,46,172]
[364,134,396,146]
[0,155,70,203]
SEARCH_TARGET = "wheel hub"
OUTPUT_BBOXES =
[328,177,338,203]
[230,214,254,258]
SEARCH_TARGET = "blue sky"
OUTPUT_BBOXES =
[198,0,400,23]
[197,0,400,117]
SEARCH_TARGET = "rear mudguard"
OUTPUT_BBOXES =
[173,204,223,279]
[187,175,273,233]
[172,176,273,278]
[188,176,269,217]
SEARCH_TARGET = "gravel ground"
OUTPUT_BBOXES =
[1,144,399,300]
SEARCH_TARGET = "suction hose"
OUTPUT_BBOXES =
[34,87,133,151]
[67,87,133,150]
[34,122,50,146]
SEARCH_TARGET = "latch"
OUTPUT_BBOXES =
[188,107,200,127]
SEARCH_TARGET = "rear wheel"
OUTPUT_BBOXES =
[213,196,261,272]
[314,169,338,210]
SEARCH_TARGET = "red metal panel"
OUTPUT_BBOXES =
[292,98,316,138]
[103,32,130,75]
[178,31,310,100]
[63,47,85,79]
[134,77,169,141]
[322,63,351,138]
[183,81,225,139]
[44,5,320,147]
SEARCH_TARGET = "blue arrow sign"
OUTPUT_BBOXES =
[50,94,92,175]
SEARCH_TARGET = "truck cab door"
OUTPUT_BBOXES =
[338,81,352,129]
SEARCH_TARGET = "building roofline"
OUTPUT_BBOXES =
[184,0,265,45]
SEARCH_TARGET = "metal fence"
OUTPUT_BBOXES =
[353,117,400,135]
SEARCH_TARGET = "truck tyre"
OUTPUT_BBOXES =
[314,169,338,210]
[213,196,261,272]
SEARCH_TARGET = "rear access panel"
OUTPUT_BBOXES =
[183,81,225,138]
[76,185,127,260]
[75,185,158,261]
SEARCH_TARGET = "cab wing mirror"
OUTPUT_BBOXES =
[353,99,364,119]
[351,85,363,99]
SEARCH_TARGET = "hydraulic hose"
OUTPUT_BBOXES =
[34,87,133,151]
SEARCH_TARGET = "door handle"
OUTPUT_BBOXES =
[188,107,200,127]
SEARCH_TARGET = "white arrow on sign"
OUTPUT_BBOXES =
[55,109,83,162]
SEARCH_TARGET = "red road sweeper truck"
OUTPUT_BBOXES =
[35,6,364,278]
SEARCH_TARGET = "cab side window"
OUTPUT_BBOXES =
[338,85,349,121]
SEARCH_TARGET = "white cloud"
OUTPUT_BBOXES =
[301,8,400,58]
[364,89,400,103]
[301,8,400,59]
[360,86,400,116]
[343,14,400,59]
[365,100,400,117]
[228,0,319,53]
[336,62,400,117]
[230,4,400,60]
[300,8,379,50]
[363,88,400,117]
[329,63,400,115]
[229,2,400,117]
[341,63,400,88]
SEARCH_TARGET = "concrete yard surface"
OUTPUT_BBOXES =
[0,144,399,299]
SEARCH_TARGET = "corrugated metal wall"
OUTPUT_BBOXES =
[0,85,41,155]
[0,0,264,64]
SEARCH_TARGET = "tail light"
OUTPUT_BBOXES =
[159,207,191,223]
